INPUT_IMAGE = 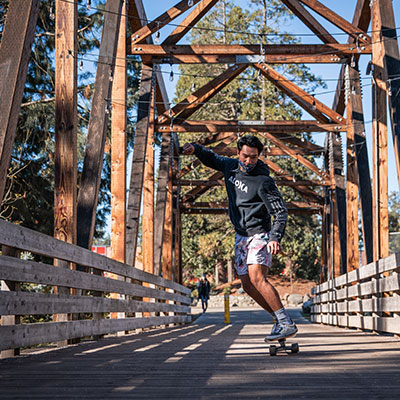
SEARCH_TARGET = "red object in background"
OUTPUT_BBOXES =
[92,246,106,255]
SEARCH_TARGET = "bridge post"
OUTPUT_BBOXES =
[0,0,40,202]
[110,0,127,326]
[371,0,389,260]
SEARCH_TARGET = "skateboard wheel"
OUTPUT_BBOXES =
[269,345,277,356]
[291,343,299,353]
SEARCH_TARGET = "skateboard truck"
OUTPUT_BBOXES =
[269,338,299,356]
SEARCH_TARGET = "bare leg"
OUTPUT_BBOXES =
[247,264,284,312]
[239,273,275,315]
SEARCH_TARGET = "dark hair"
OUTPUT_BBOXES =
[237,135,264,155]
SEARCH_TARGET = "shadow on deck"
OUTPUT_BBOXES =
[1,308,400,399]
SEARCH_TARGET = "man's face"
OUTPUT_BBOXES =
[238,145,259,170]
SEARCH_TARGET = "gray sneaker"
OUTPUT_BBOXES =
[264,322,298,342]
[270,321,280,336]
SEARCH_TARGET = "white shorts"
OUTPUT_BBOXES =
[234,232,272,276]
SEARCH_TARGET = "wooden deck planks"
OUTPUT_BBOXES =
[1,308,400,399]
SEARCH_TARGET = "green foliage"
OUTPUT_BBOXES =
[177,0,325,282]
[389,191,400,254]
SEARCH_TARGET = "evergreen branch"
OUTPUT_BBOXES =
[21,98,55,108]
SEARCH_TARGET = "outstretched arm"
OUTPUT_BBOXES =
[182,143,229,172]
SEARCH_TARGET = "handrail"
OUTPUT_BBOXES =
[311,252,400,335]
[0,220,191,354]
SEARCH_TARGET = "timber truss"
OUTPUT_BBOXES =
[0,0,399,285]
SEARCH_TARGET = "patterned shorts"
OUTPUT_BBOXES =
[234,232,272,276]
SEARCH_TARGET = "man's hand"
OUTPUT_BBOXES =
[267,240,281,255]
[182,143,195,155]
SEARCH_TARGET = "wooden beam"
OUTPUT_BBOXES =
[328,132,347,274]
[126,64,155,266]
[142,85,155,275]
[176,178,328,187]
[77,0,123,250]
[347,64,373,264]
[158,64,248,123]
[281,0,338,44]
[345,65,360,272]
[162,0,219,45]
[111,0,127,265]
[254,63,345,124]
[332,0,370,115]
[297,0,371,43]
[0,0,40,202]
[154,133,172,276]
[110,0,127,322]
[130,44,371,64]
[182,170,223,202]
[162,162,174,280]
[371,0,389,260]
[373,0,400,193]
[54,0,78,342]
[159,120,346,133]
[131,0,201,45]
[54,0,77,246]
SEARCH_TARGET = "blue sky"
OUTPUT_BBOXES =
[142,0,400,194]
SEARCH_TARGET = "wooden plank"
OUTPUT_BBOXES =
[159,120,346,133]
[316,296,400,314]
[345,65,360,272]
[0,291,189,316]
[0,256,191,304]
[0,315,191,351]
[126,64,154,267]
[297,0,371,43]
[162,0,219,45]
[347,65,373,264]
[371,0,389,260]
[131,0,201,45]
[0,219,191,295]
[77,0,123,250]
[281,0,338,44]
[254,63,345,124]
[0,0,40,201]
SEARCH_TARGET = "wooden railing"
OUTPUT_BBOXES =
[311,252,400,335]
[0,220,191,354]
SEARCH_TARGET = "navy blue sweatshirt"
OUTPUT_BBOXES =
[193,144,288,242]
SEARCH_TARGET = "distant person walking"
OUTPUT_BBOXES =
[198,274,211,312]
[183,135,297,341]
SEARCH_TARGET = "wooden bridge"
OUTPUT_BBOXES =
[1,0,400,397]
[2,306,400,399]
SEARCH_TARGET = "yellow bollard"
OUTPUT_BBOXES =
[224,294,230,324]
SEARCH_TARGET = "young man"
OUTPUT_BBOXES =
[182,135,297,341]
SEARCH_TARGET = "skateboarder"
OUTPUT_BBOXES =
[182,135,297,341]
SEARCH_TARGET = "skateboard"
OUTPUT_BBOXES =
[267,338,299,356]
